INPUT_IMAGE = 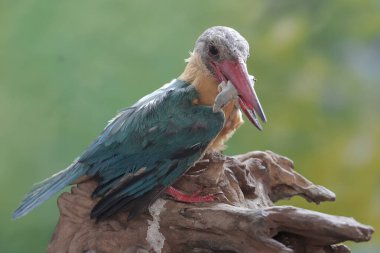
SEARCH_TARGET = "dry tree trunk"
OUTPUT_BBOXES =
[47,151,374,253]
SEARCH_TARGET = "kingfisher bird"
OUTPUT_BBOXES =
[13,26,266,221]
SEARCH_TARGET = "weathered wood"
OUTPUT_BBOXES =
[47,151,373,253]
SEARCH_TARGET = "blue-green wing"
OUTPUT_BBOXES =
[77,80,224,220]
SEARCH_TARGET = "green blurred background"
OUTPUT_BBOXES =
[1,0,379,252]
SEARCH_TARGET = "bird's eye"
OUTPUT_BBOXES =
[208,45,219,56]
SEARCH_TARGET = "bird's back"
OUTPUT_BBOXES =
[13,79,225,220]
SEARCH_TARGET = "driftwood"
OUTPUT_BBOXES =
[47,151,374,253]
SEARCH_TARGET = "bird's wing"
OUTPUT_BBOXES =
[77,80,224,220]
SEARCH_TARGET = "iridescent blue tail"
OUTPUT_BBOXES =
[12,162,84,219]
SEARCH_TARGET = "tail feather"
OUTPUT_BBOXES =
[12,162,84,219]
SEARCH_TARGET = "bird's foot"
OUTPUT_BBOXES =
[165,186,217,203]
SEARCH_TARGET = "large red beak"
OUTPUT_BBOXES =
[213,58,267,130]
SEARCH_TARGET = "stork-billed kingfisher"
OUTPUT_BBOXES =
[13,26,266,221]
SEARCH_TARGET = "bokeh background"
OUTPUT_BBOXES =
[1,0,379,252]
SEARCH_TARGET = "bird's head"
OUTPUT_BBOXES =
[194,26,266,130]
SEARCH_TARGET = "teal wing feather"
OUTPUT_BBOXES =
[80,80,224,220]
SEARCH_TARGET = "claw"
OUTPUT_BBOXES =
[165,186,217,203]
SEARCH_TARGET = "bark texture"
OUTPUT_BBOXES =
[47,151,374,253]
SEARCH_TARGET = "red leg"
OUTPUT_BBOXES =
[165,186,216,203]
